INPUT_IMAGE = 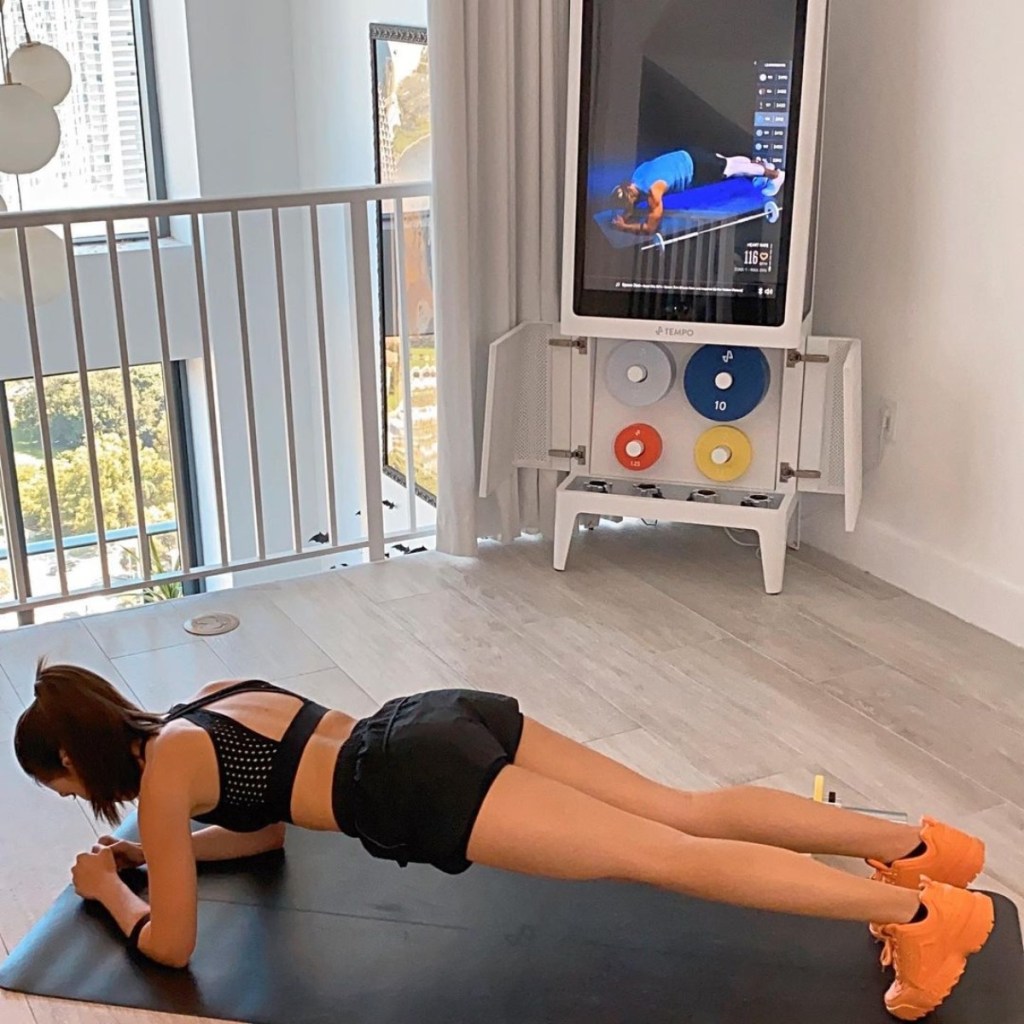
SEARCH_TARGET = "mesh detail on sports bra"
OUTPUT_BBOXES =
[197,710,277,810]
[164,681,328,833]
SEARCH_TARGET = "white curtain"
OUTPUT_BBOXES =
[428,0,570,556]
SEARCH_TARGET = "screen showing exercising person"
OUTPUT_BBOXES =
[573,0,808,324]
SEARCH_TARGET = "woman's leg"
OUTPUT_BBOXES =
[515,719,922,864]
[467,765,921,924]
[687,148,782,187]
[687,148,730,187]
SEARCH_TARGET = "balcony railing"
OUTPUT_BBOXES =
[0,181,434,618]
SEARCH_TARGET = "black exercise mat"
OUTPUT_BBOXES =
[2,823,1022,1024]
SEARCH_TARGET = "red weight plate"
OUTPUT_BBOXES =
[614,423,663,472]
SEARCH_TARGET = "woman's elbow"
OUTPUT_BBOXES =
[161,950,193,970]
[142,946,192,970]
[266,822,287,850]
[141,935,195,969]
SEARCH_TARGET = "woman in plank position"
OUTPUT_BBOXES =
[611,148,784,236]
[15,661,993,1021]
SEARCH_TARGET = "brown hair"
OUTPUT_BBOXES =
[14,660,163,825]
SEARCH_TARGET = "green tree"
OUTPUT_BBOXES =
[393,50,431,159]
[8,366,169,457]
[8,363,175,545]
[18,434,176,540]
[117,534,183,605]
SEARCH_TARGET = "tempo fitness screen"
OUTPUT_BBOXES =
[572,0,808,325]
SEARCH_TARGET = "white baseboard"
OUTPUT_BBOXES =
[800,504,1024,650]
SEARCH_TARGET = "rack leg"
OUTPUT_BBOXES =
[553,501,579,571]
[758,519,789,595]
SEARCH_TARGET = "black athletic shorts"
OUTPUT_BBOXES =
[331,689,524,874]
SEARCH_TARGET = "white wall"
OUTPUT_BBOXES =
[807,0,1024,646]
[288,0,428,189]
[183,0,303,195]
[0,241,204,379]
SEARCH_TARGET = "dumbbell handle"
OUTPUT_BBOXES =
[835,802,910,824]
[814,776,909,823]
[828,791,909,824]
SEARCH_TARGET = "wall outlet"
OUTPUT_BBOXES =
[880,400,897,445]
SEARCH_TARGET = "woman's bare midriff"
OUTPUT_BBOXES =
[160,688,358,833]
[291,709,357,830]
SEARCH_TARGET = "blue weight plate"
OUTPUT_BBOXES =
[683,345,771,422]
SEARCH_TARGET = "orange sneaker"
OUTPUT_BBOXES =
[877,881,994,1021]
[868,818,986,941]
[868,818,986,890]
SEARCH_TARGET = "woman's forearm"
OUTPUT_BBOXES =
[191,823,286,862]
[94,825,285,966]
[95,878,190,968]
[620,219,657,236]
[98,875,150,939]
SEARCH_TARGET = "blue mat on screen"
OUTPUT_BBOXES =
[595,178,770,250]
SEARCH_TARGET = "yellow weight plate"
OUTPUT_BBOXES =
[694,426,753,482]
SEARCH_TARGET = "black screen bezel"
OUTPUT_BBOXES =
[571,0,810,327]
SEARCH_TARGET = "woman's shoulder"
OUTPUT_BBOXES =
[140,722,207,807]
[149,681,254,767]
[192,678,250,700]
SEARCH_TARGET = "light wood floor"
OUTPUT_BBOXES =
[2,523,1022,1024]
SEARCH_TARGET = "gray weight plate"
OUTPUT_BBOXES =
[605,341,675,408]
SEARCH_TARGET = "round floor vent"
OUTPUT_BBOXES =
[183,612,240,637]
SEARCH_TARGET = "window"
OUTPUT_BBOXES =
[0,0,165,239]
[0,362,198,624]
[370,24,437,502]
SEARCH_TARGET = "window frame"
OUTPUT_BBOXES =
[3,0,170,245]
[0,358,204,623]
[132,0,169,229]
[369,22,436,505]
[76,0,169,243]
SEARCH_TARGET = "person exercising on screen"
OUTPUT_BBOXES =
[611,148,784,237]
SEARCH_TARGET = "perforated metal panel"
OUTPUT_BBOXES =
[797,336,863,531]
[512,324,557,465]
[480,323,577,498]
[841,340,863,531]
[822,339,852,490]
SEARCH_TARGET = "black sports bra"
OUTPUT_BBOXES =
[163,680,329,833]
